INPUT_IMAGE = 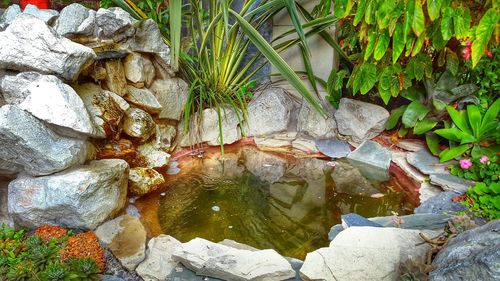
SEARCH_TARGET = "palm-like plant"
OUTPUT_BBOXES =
[111,0,345,151]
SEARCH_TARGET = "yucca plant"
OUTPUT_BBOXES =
[111,0,345,152]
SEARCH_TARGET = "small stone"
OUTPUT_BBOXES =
[128,167,165,196]
[125,86,162,114]
[124,19,170,65]
[22,4,59,24]
[297,101,336,139]
[211,206,220,212]
[154,124,177,149]
[415,191,467,214]
[54,3,96,37]
[95,7,136,40]
[136,235,182,281]
[104,59,128,96]
[429,173,474,193]
[137,142,171,168]
[123,53,155,86]
[347,140,391,181]
[123,107,155,141]
[407,149,448,175]
[315,139,351,158]
[149,78,189,121]
[95,215,146,271]
[254,137,292,148]
[291,137,319,153]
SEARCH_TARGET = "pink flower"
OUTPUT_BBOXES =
[459,159,473,169]
[480,156,489,163]
[465,41,472,47]
[487,51,493,58]
[462,48,471,60]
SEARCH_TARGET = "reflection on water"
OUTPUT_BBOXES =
[143,146,414,259]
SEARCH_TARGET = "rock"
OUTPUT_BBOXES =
[108,91,130,111]
[18,75,95,138]
[297,101,336,138]
[8,159,129,229]
[123,107,155,141]
[390,150,426,183]
[407,149,448,175]
[419,182,443,203]
[242,147,286,183]
[54,3,96,37]
[137,142,170,168]
[430,221,500,281]
[128,167,164,196]
[395,139,426,152]
[0,14,96,81]
[291,137,319,153]
[22,4,59,24]
[315,139,351,159]
[172,237,296,281]
[254,137,292,148]
[95,215,146,271]
[0,159,22,178]
[125,86,162,114]
[328,213,453,240]
[103,246,144,280]
[0,105,88,176]
[104,59,128,97]
[124,19,170,65]
[154,124,176,149]
[246,88,295,137]
[95,7,136,40]
[415,191,467,214]
[123,53,155,86]
[301,227,435,281]
[0,181,13,227]
[136,235,182,281]
[0,71,42,104]
[0,5,21,31]
[334,98,389,143]
[347,140,391,181]
[331,161,379,196]
[430,173,474,193]
[74,83,125,138]
[341,213,383,228]
[149,78,189,121]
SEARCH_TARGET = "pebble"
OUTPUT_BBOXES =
[212,205,220,212]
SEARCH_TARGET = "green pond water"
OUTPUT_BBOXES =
[153,146,414,259]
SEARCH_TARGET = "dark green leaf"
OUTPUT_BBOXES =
[439,144,471,162]
[414,117,438,134]
[405,33,415,56]
[472,9,499,67]
[402,100,429,127]
[357,63,378,94]
[441,7,453,41]
[376,1,396,29]
[401,86,423,102]
[392,23,405,63]
[412,0,425,36]
[446,51,459,76]
[374,30,390,60]
[446,106,472,135]
[386,105,408,129]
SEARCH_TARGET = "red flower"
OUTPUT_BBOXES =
[487,51,493,58]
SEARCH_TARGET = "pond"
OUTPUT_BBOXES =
[135,145,415,259]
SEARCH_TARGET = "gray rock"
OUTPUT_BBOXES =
[246,88,295,137]
[331,161,379,196]
[18,75,95,138]
[415,191,467,214]
[172,237,296,281]
[128,167,164,196]
[0,71,42,104]
[123,53,155,86]
[136,235,182,281]
[315,139,351,158]
[123,107,155,141]
[334,98,389,143]
[95,7,136,40]
[341,213,383,228]
[154,124,176,149]
[291,137,319,153]
[125,86,162,114]
[0,105,88,176]
[0,4,21,31]
[0,181,13,227]
[407,149,448,175]
[124,19,170,65]
[0,14,96,81]
[55,3,96,37]
[430,173,474,193]
[149,78,189,121]
[22,4,59,25]
[430,221,500,281]
[297,101,336,139]
[347,140,391,181]
[8,159,129,229]
[242,147,286,183]
[419,182,443,203]
[103,247,143,281]
[0,159,22,178]
[301,227,436,281]
[95,215,146,271]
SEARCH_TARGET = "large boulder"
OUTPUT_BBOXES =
[334,98,389,143]
[54,3,96,37]
[0,105,88,176]
[0,14,96,81]
[8,159,129,229]
[149,78,189,121]
[18,75,95,138]
[172,238,296,281]
[95,215,147,271]
[300,227,435,281]
[430,221,500,281]
[136,235,182,281]
[246,88,295,137]
[297,101,337,139]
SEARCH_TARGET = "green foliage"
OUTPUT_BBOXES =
[449,155,499,185]
[434,98,500,162]
[464,45,499,108]
[463,182,500,221]
[0,226,100,281]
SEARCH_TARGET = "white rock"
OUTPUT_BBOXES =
[291,137,319,153]
[22,4,59,24]
[54,3,96,37]
[297,101,337,139]
[149,78,189,120]
[125,86,162,114]
[173,238,296,281]
[95,215,146,270]
[136,235,182,281]
[0,5,21,31]
[138,142,171,168]
[128,167,165,196]
[123,107,156,141]
[123,53,155,86]
[300,227,435,281]
[95,7,136,40]
[0,71,42,105]
[0,14,96,81]
[124,19,170,65]
[8,159,129,229]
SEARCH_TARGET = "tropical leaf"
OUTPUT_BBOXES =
[376,1,396,29]
[441,7,453,41]
[412,0,425,37]
[354,0,368,25]
[446,51,459,76]
[411,32,425,57]
[480,98,500,133]
[169,0,182,71]
[403,0,415,42]
[358,63,377,94]
[364,28,378,61]
[439,144,472,162]
[402,101,429,127]
[414,118,438,134]
[334,0,353,19]
[426,132,441,155]
[472,9,499,67]
[435,127,469,142]
[392,23,405,63]
[374,30,390,60]
[386,105,408,129]
[453,7,471,39]
[446,106,472,135]
[427,0,442,21]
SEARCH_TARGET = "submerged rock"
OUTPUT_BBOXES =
[136,235,182,281]
[430,220,500,281]
[128,167,164,196]
[0,105,88,176]
[172,237,296,281]
[242,147,286,183]
[331,161,379,196]
[334,98,389,143]
[0,14,96,81]
[149,78,189,121]
[347,140,391,181]
[8,159,129,229]
[95,215,147,271]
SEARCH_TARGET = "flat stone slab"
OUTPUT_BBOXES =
[415,191,467,215]
[430,173,474,193]
[172,238,296,281]
[315,139,351,159]
[407,149,448,175]
[347,140,391,181]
